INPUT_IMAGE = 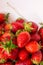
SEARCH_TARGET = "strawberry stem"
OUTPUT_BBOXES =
[5,13,10,23]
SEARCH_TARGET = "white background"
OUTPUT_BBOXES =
[0,0,43,24]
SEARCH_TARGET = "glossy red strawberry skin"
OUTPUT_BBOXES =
[0,22,6,29]
[11,22,23,33]
[25,41,40,53]
[1,32,11,42]
[9,48,18,60]
[0,48,11,62]
[15,59,32,65]
[0,13,5,23]
[18,49,28,61]
[4,24,12,31]
[0,48,18,62]
[41,52,43,61]
[0,49,7,63]
[17,31,31,48]
[32,51,42,64]
[39,27,43,41]
[31,22,38,33]
[16,18,24,23]
[24,59,32,65]
[31,33,40,41]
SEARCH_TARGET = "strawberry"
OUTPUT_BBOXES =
[9,48,18,60]
[39,27,43,41]
[1,32,11,43]
[15,60,24,65]
[17,31,31,48]
[16,18,24,23]
[0,62,12,65]
[5,22,24,32]
[18,49,28,61]
[0,13,9,24]
[0,45,18,63]
[0,49,7,63]
[31,22,38,33]
[4,24,12,31]
[0,22,6,29]
[15,59,32,65]
[31,33,40,41]
[0,13,5,23]
[24,59,32,65]
[11,22,23,33]
[24,22,38,33]
[0,23,6,35]
[32,51,42,64]
[42,52,43,61]
[25,41,40,53]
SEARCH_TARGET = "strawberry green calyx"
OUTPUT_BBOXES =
[32,59,39,65]
[40,61,43,65]
[23,22,33,32]
[0,59,6,63]
[1,40,18,53]
[5,13,10,22]
[16,30,22,36]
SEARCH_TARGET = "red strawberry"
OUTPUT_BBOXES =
[0,22,6,29]
[0,13,5,23]
[39,27,43,41]
[32,51,42,64]
[0,62,12,65]
[24,22,38,33]
[15,59,32,65]
[31,22,38,33]
[0,48,18,63]
[15,60,24,65]
[17,31,31,48]
[25,41,40,53]
[31,33,40,41]
[11,22,23,33]
[42,52,43,61]
[1,32,11,43]
[0,41,18,62]
[9,48,18,60]
[4,24,12,31]
[18,49,28,61]
[24,59,32,65]
[16,18,24,23]
[0,49,7,63]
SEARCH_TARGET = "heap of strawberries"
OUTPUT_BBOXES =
[0,13,43,65]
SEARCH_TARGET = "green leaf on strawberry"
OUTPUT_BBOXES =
[40,61,43,65]
[0,40,18,54]
[24,22,33,32]
[0,59,6,63]
[16,30,22,36]
[11,43,18,49]
[5,13,9,22]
